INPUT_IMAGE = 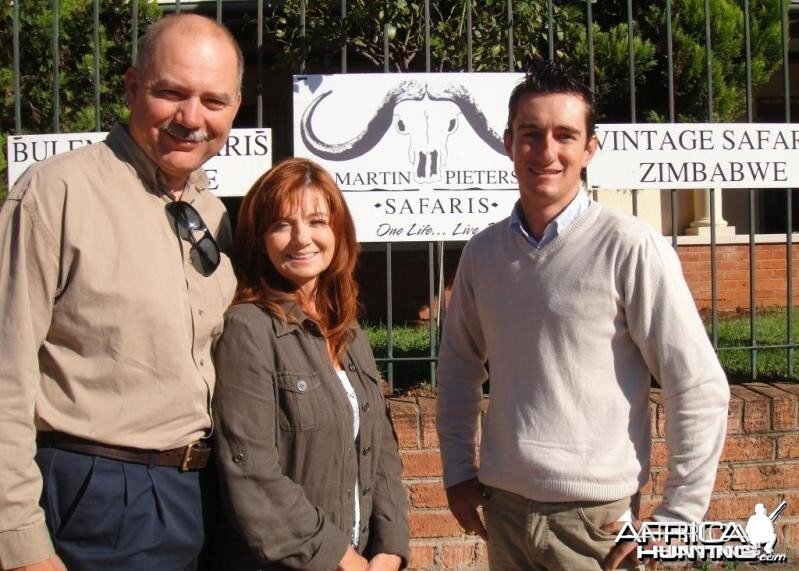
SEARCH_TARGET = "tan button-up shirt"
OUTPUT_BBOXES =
[0,124,237,568]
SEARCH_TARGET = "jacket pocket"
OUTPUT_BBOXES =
[275,371,327,431]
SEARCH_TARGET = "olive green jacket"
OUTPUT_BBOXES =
[212,302,409,571]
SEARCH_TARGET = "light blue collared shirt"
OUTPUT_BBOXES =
[509,191,591,249]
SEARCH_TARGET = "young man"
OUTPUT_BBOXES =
[436,60,730,570]
[0,14,241,571]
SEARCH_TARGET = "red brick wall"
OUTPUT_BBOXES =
[388,382,799,570]
[678,244,799,310]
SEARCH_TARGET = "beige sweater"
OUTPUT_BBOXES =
[436,202,729,523]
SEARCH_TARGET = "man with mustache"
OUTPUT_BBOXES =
[436,60,729,570]
[0,13,241,571]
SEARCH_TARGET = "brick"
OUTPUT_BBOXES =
[408,544,435,570]
[747,383,799,431]
[440,542,479,568]
[707,493,783,520]
[720,435,775,462]
[475,541,488,566]
[418,396,439,449]
[777,433,799,459]
[402,450,443,478]
[650,440,669,468]
[649,389,666,438]
[409,511,462,538]
[713,465,732,493]
[638,498,659,520]
[409,482,448,509]
[389,399,420,449]
[730,386,771,433]
[639,474,654,496]
[732,463,799,491]
[726,394,744,435]
[784,521,799,552]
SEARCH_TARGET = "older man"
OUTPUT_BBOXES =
[0,14,241,571]
[437,60,729,570]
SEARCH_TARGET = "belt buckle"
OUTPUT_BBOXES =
[180,442,196,472]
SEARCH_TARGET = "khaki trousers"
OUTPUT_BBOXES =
[483,485,641,571]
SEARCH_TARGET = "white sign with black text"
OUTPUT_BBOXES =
[588,124,799,190]
[7,128,272,197]
[293,73,525,242]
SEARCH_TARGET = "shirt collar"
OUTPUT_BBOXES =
[509,190,590,248]
[105,123,210,198]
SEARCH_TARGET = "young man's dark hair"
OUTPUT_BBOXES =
[505,58,596,138]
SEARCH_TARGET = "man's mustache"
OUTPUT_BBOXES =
[160,121,209,143]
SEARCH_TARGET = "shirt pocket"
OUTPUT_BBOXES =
[275,371,328,431]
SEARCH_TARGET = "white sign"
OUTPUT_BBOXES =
[293,73,524,242]
[615,500,788,564]
[588,124,799,190]
[7,128,272,197]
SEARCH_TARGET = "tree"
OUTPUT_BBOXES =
[0,0,162,199]
[244,0,783,123]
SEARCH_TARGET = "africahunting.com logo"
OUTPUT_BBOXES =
[615,501,788,563]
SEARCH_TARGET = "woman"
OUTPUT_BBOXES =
[213,158,409,571]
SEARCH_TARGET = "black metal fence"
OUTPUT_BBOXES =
[5,0,798,389]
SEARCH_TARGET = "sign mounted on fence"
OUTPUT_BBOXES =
[588,124,799,190]
[7,128,272,197]
[293,73,524,242]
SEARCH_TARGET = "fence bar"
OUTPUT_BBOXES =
[383,16,394,391]
[341,0,347,73]
[586,0,595,94]
[666,0,677,247]
[743,0,757,378]
[507,0,513,71]
[428,244,436,385]
[467,0,473,72]
[175,0,181,14]
[256,0,263,128]
[383,12,390,70]
[704,0,718,347]
[216,0,222,23]
[782,0,794,376]
[710,188,719,348]
[704,0,713,120]
[626,0,635,121]
[386,245,394,391]
[626,0,638,216]
[666,0,675,122]
[13,0,21,133]
[93,0,101,131]
[52,0,60,132]
[424,0,431,72]
[748,189,758,378]
[300,0,306,73]
[547,0,554,62]
[131,0,139,64]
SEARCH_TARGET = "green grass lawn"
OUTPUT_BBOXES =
[362,309,799,388]
[710,307,799,381]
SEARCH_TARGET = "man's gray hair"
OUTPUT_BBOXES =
[133,14,244,93]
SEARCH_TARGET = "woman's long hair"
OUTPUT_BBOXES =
[233,158,360,361]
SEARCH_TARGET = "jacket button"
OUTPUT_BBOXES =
[296,380,307,392]
[233,453,245,463]
[362,446,371,456]
[362,486,371,495]
[361,402,370,413]
[348,363,357,371]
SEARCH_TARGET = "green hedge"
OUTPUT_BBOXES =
[363,308,799,391]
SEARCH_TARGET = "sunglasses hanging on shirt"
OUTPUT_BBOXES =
[165,201,221,277]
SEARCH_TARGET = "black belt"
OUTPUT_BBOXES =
[37,431,211,471]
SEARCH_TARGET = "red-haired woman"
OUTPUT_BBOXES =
[212,158,409,571]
